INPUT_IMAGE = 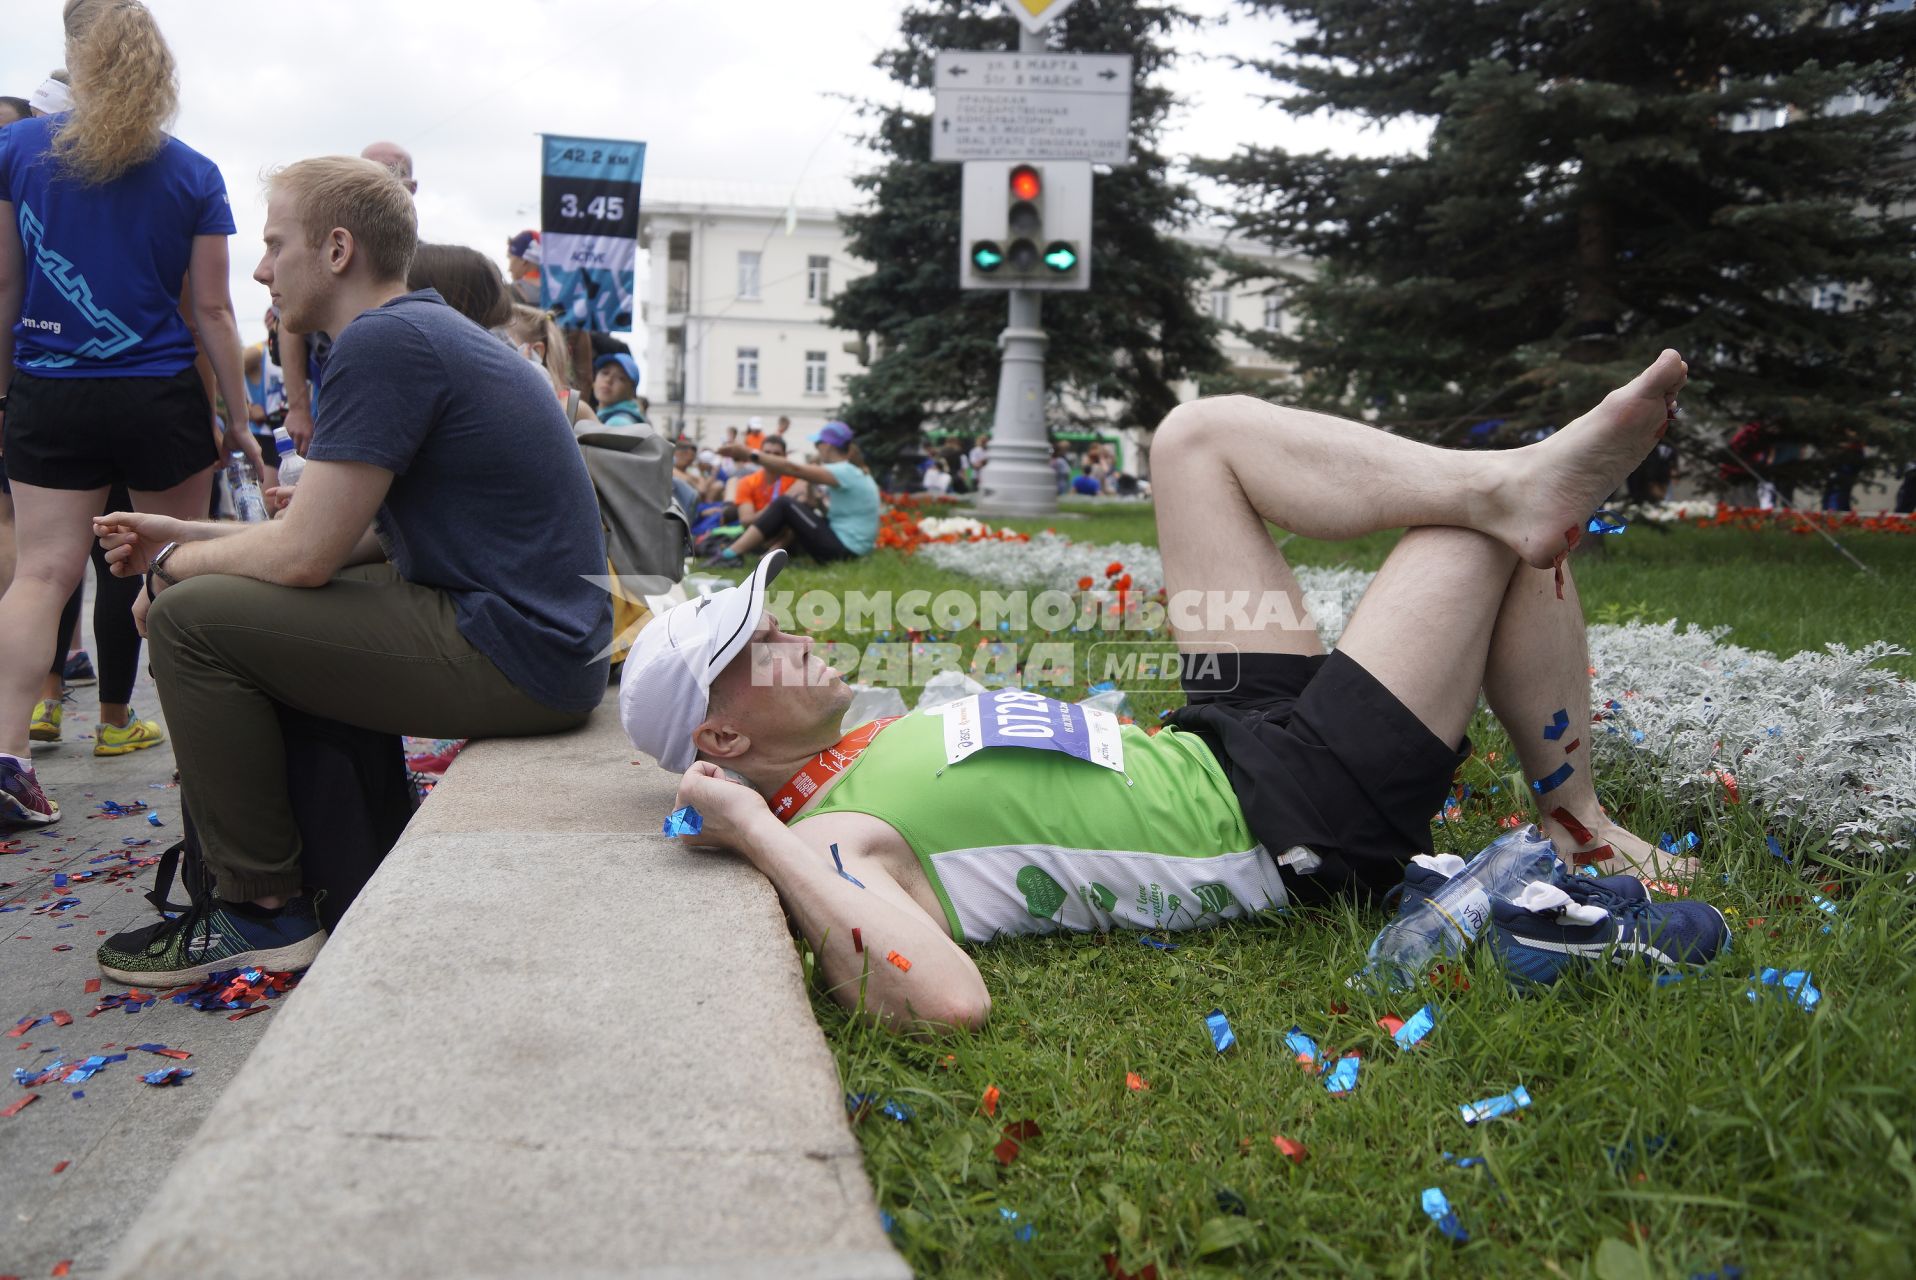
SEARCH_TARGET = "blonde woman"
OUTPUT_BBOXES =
[0,0,254,826]
[502,303,596,425]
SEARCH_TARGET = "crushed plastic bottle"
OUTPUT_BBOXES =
[841,684,908,732]
[1076,688,1135,720]
[1356,825,1559,991]
[916,669,987,711]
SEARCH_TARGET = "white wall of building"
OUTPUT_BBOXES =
[640,181,870,446]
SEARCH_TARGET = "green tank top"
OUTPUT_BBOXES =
[793,705,1288,943]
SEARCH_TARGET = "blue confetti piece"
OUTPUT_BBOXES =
[1811,894,1839,933]
[879,1210,895,1235]
[1748,968,1820,1012]
[1586,511,1628,535]
[1205,1008,1235,1053]
[1284,1026,1320,1068]
[1421,1187,1469,1243]
[1542,709,1570,741]
[1137,935,1177,950]
[845,1092,877,1113]
[147,812,164,827]
[1658,831,1700,854]
[1460,1085,1531,1125]
[142,1066,194,1086]
[52,873,67,888]
[1531,763,1574,795]
[1087,681,1116,694]
[999,1207,1034,1242]
[1394,1005,1436,1050]
[1765,836,1789,863]
[1440,1152,1487,1169]
[1630,729,1646,744]
[1606,1135,1669,1169]
[1324,1056,1361,1095]
[830,842,865,889]
[661,806,703,837]
[1690,1268,1744,1280]
[879,1099,914,1123]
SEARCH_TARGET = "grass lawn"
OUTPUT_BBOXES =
[740,502,1916,1277]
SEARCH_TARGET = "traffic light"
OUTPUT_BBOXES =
[960,161,1092,292]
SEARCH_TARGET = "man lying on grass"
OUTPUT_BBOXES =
[622,351,1718,1033]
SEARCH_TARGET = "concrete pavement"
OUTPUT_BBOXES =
[0,660,284,1280]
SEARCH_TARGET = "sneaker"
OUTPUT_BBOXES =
[63,650,97,685]
[404,737,468,776]
[0,755,60,827]
[95,713,166,757]
[1390,852,1648,923]
[1489,873,1728,986]
[29,699,62,742]
[96,895,327,987]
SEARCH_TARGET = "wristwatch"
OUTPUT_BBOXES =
[751,449,761,465]
[151,541,182,585]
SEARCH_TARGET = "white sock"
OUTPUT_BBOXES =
[0,752,32,770]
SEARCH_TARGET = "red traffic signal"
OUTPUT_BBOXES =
[1009,165,1042,201]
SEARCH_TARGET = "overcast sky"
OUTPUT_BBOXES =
[2,0,1430,347]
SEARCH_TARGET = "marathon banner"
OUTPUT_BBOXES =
[539,134,645,333]
[942,690,1126,774]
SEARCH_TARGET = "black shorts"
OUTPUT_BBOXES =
[2,367,218,492]
[1167,649,1470,906]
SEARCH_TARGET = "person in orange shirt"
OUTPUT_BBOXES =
[731,434,797,523]
[743,416,766,451]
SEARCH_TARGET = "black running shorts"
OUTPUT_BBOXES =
[1167,649,1470,906]
[2,367,218,492]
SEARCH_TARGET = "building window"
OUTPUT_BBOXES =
[806,255,831,304]
[736,347,759,392]
[804,351,828,394]
[737,251,761,299]
[1262,293,1282,331]
[1210,288,1230,323]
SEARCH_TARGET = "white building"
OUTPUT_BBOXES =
[1180,226,1311,388]
[639,180,870,445]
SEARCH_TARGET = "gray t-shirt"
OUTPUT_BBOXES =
[306,290,611,712]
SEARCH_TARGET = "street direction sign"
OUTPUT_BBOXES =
[1001,0,1084,35]
[932,51,1133,167]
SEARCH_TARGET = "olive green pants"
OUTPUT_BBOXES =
[146,564,589,901]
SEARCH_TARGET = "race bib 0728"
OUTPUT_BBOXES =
[941,690,1125,773]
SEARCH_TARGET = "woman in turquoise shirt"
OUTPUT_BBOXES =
[710,421,879,564]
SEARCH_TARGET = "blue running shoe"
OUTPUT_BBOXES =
[63,649,97,686]
[1489,874,1728,986]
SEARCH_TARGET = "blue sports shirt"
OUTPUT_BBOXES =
[0,115,236,378]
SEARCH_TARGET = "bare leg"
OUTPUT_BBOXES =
[1483,559,1692,879]
[0,482,107,758]
[0,492,14,598]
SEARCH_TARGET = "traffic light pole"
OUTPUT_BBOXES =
[974,24,1060,518]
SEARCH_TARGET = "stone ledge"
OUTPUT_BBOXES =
[108,707,909,1280]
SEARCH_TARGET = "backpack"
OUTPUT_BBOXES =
[147,706,417,933]
[573,416,687,668]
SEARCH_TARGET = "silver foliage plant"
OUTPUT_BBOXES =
[920,533,1914,854]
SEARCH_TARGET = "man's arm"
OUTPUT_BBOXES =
[149,458,393,590]
[279,329,315,453]
[675,763,990,1034]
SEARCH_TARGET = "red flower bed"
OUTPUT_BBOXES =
[1695,505,1914,535]
[873,500,1033,554]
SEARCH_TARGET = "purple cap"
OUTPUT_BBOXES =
[507,229,541,262]
[813,421,854,449]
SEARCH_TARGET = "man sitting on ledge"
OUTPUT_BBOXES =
[621,352,1709,1033]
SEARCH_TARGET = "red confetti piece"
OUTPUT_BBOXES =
[51,1161,68,1175]
[50,1011,71,1027]
[227,1007,269,1021]
[1550,807,1595,846]
[1562,737,1580,755]
[53,1263,73,1278]
[1377,1015,1405,1037]
[1715,770,1742,804]
[1571,843,1616,868]
[1103,1254,1159,1280]
[1003,1119,1041,1141]
[1272,1134,1307,1164]
[851,928,863,954]
[885,950,911,973]
[1125,1072,1149,1092]
[993,1136,1021,1165]
[1,1092,39,1118]
[1644,880,1689,897]
[1327,1000,1349,1016]
[981,1085,1000,1117]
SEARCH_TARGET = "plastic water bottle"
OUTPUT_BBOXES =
[272,427,304,486]
[841,684,908,732]
[227,452,268,523]
[1357,825,1559,990]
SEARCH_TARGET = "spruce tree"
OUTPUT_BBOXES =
[830,1,1225,460]
[1201,0,1916,489]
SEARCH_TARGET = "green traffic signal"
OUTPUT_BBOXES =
[1042,241,1079,273]
[971,240,1005,273]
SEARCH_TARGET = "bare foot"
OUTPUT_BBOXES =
[1489,350,1689,569]
[1540,806,1699,882]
